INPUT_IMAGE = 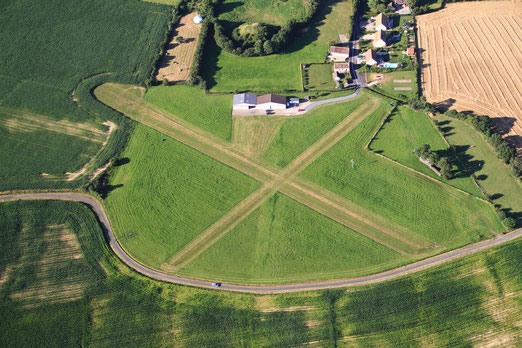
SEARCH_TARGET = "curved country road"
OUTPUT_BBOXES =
[1,192,520,294]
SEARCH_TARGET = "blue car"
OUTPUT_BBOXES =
[211,282,221,288]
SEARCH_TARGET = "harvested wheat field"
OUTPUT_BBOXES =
[155,12,201,82]
[417,2,522,151]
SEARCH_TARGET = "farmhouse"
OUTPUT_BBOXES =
[375,13,392,31]
[329,46,350,61]
[365,49,378,66]
[256,93,287,110]
[232,93,257,110]
[334,63,350,73]
[373,30,388,48]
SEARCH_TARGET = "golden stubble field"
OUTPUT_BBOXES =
[417,2,522,151]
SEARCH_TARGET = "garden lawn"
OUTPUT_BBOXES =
[104,124,260,268]
[301,100,503,248]
[305,64,336,91]
[376,71,417,99]
[0,0,170,191]
[144,85,233,140]
[438,115,522,222]
[179,193,405,283]
[263,92,371,167]
[370,106,482,195]
[202,0,353,92]
[218,0,307,26]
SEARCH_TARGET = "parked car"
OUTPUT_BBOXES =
[211,282,221,287]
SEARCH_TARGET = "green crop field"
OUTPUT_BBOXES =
[263,92,373,167]
[303,64,336,91]
[202,0,353,92]
[370,106,483,195]
[218,0,307,26]
[438,115,522,223]
[1,200,520,347]
[104,124,260,268]
[301,100,503,248]
[144,85,233,140]
[0,0,170,191]
[179,193,405,283]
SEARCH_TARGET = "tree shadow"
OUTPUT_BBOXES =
[433,98,456,112]
[475,174,487,181]
[490,193,503,201]
[113,157,130,166]
[450,145,485,178]
[101,184,123,199]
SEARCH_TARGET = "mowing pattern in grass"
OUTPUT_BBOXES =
[202,0,353,92]
[370,106,482,195]
[0,0,170,190]
[218,0,307,26]
[179,193,404,283]
[438,115,522,223]
[1,200,520,347]
[301,101,502,248]
[144,85,233,141]
[263,92,371,168]
[104,124,260,268]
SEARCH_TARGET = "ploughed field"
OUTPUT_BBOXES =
[417,2,522,151]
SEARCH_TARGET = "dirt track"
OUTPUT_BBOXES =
[417,2,522,151]
[156,12,201,82]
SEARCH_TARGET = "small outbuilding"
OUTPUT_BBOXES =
[233,93,257,110]
[256,93,287,110]
[193,15,203,24]
[407,47,415,56]
[288,97,300,107]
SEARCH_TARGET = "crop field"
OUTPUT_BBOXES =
[156,12,201,82]
[218,0,307,26]
[104,124,260,268]
[417,2,522,151]
[438,115,522,223]
[1,200,520,347]
[0,0,170,191]
[301,101,503,249]
[202,0,353,92]
[369,106,483,195]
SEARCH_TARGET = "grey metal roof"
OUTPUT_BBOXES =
[233,93,257,105]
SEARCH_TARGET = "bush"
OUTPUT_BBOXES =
[502,217,517,230]
[188,19,211,86]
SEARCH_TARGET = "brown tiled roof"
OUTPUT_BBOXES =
[375,29,387,42]
[330,46,350,55]
[376,13,391,28]
[365,49,377,62]
[334,63,350,70]
[256,93,286,105]
[407,47,415,55]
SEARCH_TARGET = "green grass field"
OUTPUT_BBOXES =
[1,200,520,347]
[301,100,503,248]
[179,193,405,283]
[370,106,483,195]
[437,115,522,223]
[144,85,233,140]
[373,70,417,99]
[263,92,372,167]
[202,0,353,92]
[304,64,336,91]
[104,124,260,268]
[218,0,307,26]
[0,0,170,191]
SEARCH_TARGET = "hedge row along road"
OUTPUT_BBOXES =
[1,192,520,294]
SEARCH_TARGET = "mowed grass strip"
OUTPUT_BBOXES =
[202,0,353,92]
[104,124,260,268]
[179,193,406,283]
[438,115,522,220]
[301,98,503,248]
[370,106,483,195]
[263,92,372,168]
[144,85,233,141]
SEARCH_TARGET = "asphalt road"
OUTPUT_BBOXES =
[1,192,520,294]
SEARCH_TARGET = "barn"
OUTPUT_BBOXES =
[256,93,287,110]
[232,93,257,110]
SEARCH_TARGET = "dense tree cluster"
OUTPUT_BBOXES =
[413,144,453,179]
